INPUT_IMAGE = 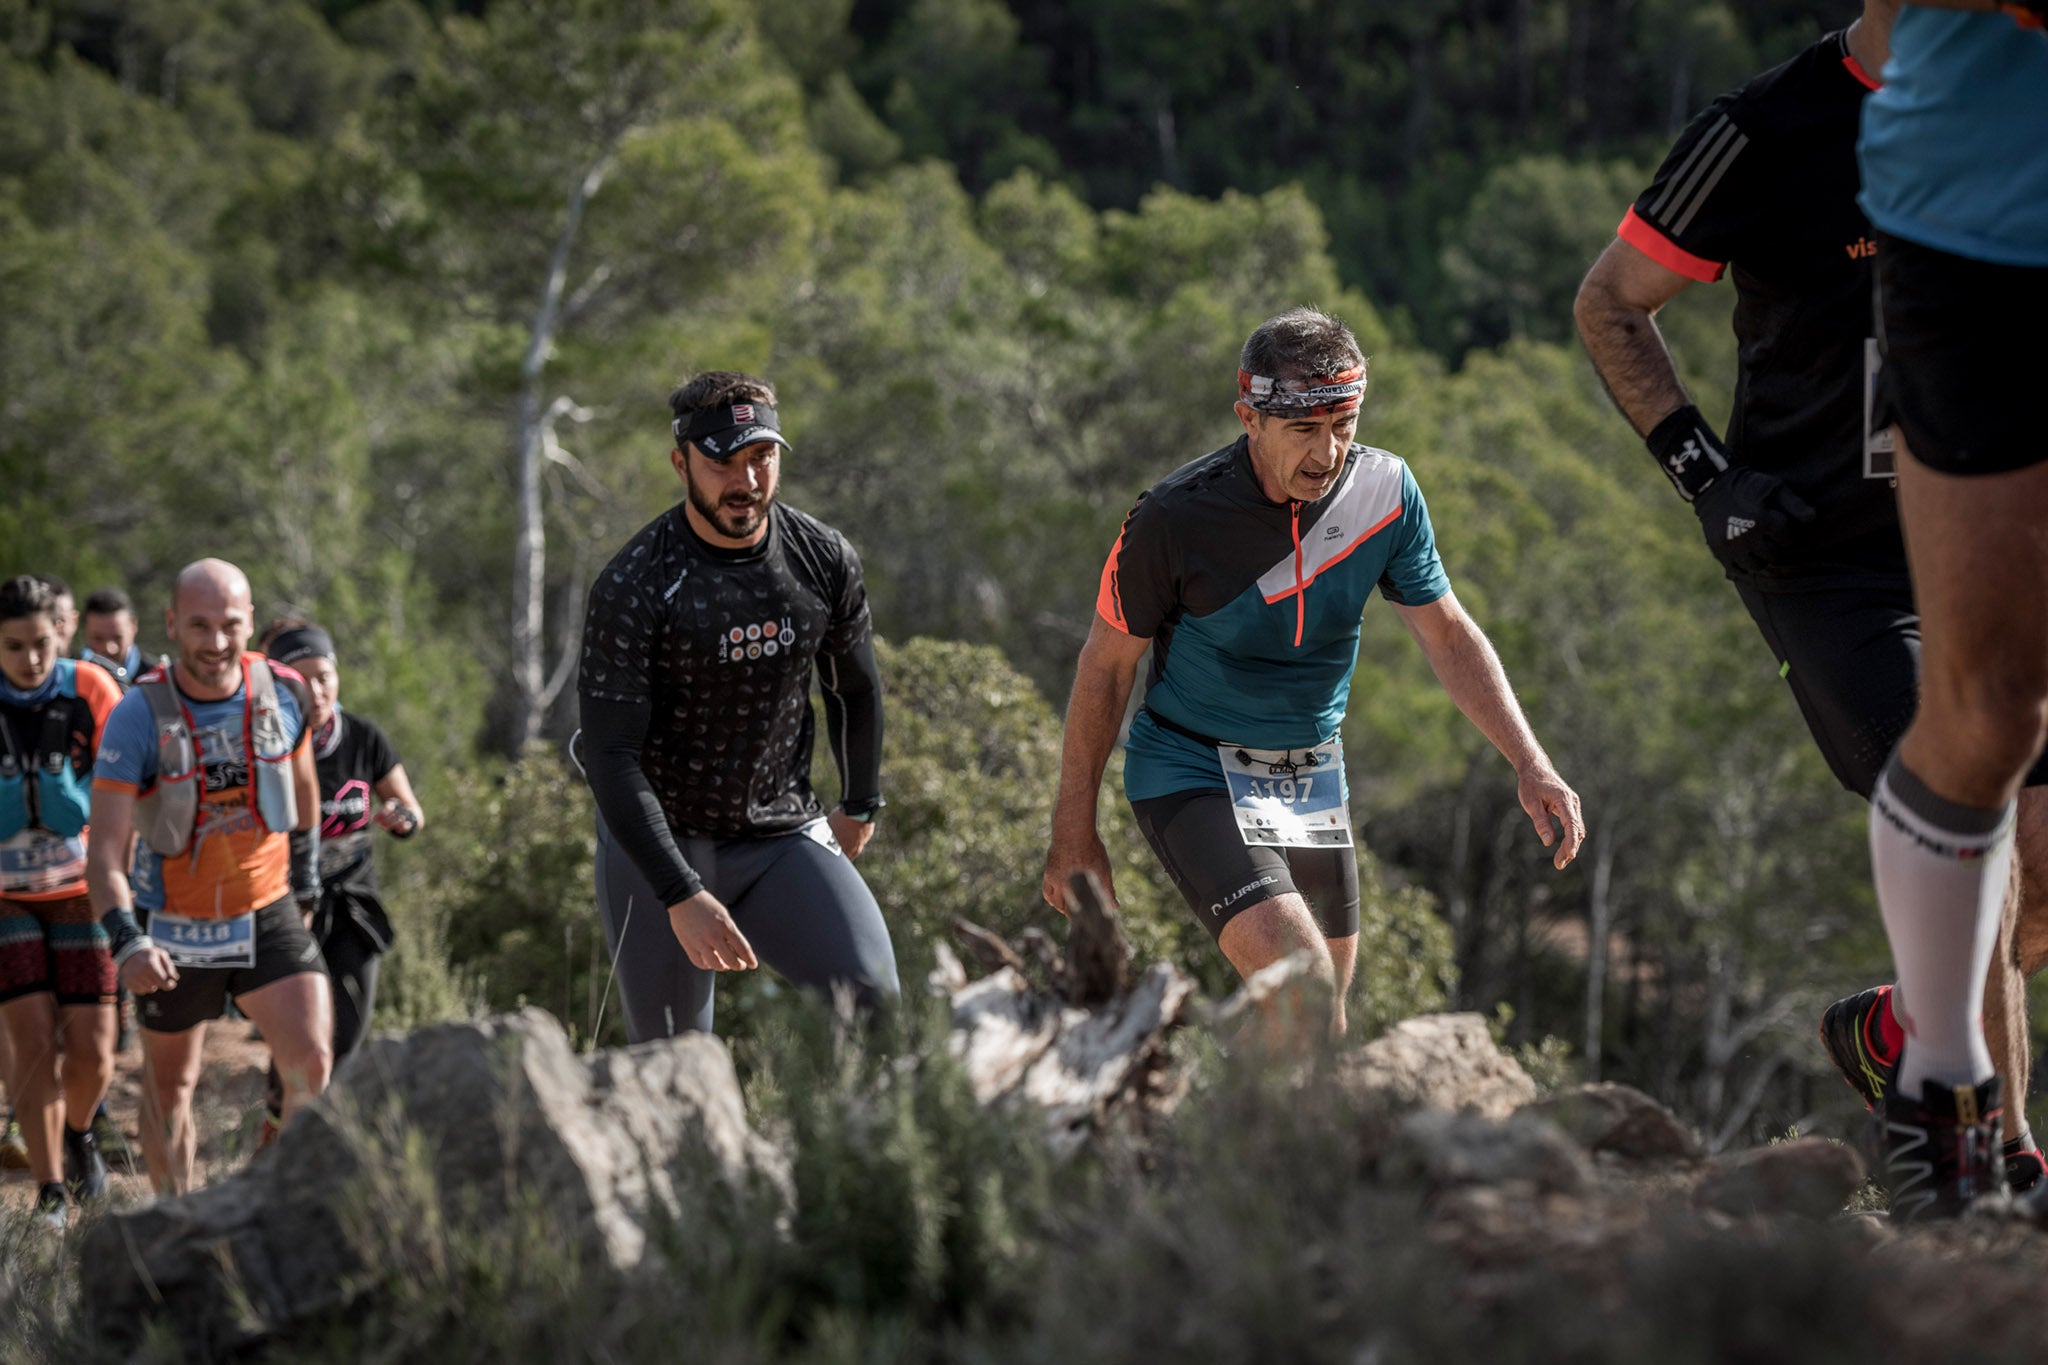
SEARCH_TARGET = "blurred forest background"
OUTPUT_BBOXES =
[0,0,1979,1149]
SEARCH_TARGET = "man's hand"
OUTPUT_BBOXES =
[373,798,419,835]
[827,809,874,860]
[1042,827,1118,917]
[120,945,179,995]
[667,891,759,972]
[1518,766,1586,870]
[1693,468,1816,575]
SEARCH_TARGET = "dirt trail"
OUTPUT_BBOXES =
[1,1016,272,1218]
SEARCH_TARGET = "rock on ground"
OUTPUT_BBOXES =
[1522,1082,1704,1163]
[1384,1109,1595,1197]
[1694,1137,1867,1222]
[78,1008,786,1356]
[1339,1013,1538,1120]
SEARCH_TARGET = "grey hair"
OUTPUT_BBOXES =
[1239,307,1366,383]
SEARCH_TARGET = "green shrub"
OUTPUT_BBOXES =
[383,746,610,1044]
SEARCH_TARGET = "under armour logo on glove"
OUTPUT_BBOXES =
[1692,468,1815,576]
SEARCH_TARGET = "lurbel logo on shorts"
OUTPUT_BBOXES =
[719,617,796,664]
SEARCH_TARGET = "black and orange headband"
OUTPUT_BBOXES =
[1237,365,1367,417]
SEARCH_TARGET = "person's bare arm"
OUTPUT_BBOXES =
[86,784,178,992]
[291,742,319,831]
[372,763,424,836]
[1041,614,1153,914]
[1393,593,1585,869]
[1573,236,1698,437]
[86,785,138,920]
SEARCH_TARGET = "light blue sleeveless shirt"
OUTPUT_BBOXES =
[1858,11,2048,267]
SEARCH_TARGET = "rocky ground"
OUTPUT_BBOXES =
[0,1016,271,1219]
[23,887,2048,1362]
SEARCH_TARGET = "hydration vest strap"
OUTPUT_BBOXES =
[136,656,303,857]
[135,673,200,856]
[245,657,299,836]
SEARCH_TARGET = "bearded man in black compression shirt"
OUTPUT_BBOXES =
[578,371,896,1040]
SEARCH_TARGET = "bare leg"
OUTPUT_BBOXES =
[57,1002,116,1135]
[139,1024,208,1195]
[1984,851,2029,1125]
[235,971,332,1125]
[1884,445,2048,1093]
[0,993,61,1185]
[2013,791,2048,978]
[1217,893,1337,1050]
[1326,933,1359,1036]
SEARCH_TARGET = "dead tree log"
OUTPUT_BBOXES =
[940,889,1191,1156]
[1064,869,1132,1005]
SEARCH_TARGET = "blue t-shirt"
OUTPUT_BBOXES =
[1859,12,2048,267]
[95,661,307,916]
[1096,440,1451,802]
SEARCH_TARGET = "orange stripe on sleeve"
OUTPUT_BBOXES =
[1617,207,1726,284]
[91,777,140,797]
[1095,530,1132,634]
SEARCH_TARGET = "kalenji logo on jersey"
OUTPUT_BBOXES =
[732,404,755,424]
[720,616,794,664]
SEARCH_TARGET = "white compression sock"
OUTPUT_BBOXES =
[1870,755,2015,1097]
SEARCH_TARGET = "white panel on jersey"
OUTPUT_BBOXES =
[1257,449,1407,603]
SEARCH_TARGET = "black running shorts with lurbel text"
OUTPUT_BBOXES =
[579,502,872,839]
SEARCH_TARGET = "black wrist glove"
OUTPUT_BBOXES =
[1644,405,1732,502]
[1692,467,1816,574]
[289,829,322,909]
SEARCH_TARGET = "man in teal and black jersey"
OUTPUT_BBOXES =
[1573,0,2048,1208]
[1042,307,1583,1042]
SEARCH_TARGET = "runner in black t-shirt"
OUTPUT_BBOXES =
[258,620,423,1134]
[1572,2,2048,1192]
[578,370,895,1041]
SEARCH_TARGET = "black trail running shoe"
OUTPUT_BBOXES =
[63,1121,107,1201]
[2006,1140,2046,1194]
[1820,984,1898,1111]
[1876,1074,2006,1224]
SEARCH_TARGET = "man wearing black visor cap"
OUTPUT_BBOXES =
[578,370,896,1040]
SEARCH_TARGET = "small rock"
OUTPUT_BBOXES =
[1384,1109,1594,1197]
[1341,1014,1538,1120]
[1523,1082,1703,1162]
[1694,1137,1866,1221]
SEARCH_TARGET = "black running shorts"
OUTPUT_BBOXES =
[1875,233,2048,476]
[137,897,326,1034]
[1736,567,2048,799]
[1130,787,1360,942]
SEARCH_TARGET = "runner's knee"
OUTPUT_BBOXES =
[1218,894,1334,980]
[1918,670,2048,784]
[267,1020,334,1093]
